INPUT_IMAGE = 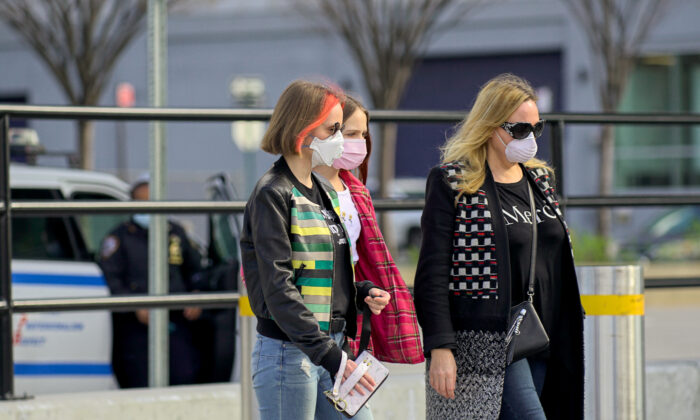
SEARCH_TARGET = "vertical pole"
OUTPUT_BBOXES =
[148,0,168,388]
[0,114,14,399]
[551,120,566,211]
[239,288,253,419]
[577,265,645,419]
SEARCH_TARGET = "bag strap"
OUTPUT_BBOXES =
[358,304,372,355]
[527,182,538,302]
[331,351,348,397]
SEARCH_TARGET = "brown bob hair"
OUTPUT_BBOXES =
[261,80,345,156]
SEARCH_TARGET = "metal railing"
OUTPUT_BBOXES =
[1,105,700,405]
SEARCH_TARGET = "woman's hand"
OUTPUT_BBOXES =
[340,358,377,397]
[429,348,457,399]
[183,307,202,321]
[135,309,149,325]
[364,288,390,315]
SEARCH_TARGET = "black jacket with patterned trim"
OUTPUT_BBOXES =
[414,161,584,420]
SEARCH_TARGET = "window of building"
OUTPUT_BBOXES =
[615,54,700,188]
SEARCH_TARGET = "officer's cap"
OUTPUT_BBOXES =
[130,172,150,196]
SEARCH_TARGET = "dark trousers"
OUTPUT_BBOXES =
[111,313,200,388]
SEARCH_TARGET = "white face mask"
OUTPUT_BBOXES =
[497,131,538,163]
[133,213,150,229]
[304,130,345,168]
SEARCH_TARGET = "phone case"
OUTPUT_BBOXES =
[324,350,390,417]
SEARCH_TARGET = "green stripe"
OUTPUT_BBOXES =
[318,321,329,331]
[327,190,338,202]
[292,242,333,252]
[296,277,332,287]
[294,203,321,214]
[291,208,325,221]
[315,260,333,270]
[306,303,331,313]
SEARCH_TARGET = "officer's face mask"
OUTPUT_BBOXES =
[303,129,345,168]
[133,214,150,229]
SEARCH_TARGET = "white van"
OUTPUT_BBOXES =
[10,163,129,395]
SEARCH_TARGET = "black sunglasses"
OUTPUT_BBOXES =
[330,122,345,135]
[500,120,545,140]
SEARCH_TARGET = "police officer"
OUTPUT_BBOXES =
[99,175,203,388]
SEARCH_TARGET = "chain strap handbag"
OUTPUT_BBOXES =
[324,305,390,417]
[505,182,550,365]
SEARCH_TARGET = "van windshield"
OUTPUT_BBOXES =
[11,189,76,260]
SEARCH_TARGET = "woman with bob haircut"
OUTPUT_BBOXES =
[314,95,424,365]
[240,80,389,420]
[414,74,584,419]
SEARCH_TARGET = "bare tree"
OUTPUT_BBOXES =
[295,0,481,247]
[562,0,670,246]
[0,0,187,169]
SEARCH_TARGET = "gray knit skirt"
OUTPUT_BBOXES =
[425,330,507,419]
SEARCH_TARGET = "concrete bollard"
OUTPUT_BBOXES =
[577,265,645,420]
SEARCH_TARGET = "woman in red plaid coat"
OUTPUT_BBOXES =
[314,95,424,364]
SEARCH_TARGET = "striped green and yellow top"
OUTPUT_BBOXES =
[289,186,349,331]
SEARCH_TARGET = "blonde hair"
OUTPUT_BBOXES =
[261,80,344,155]
[441,73,552,194]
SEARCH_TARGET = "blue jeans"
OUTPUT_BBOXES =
[500,358,547,420]
[251,332,374,420]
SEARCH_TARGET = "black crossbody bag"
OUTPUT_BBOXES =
[505,182,550,365]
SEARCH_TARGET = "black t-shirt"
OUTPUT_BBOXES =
[495,174,567,344]
[289,175,353,321]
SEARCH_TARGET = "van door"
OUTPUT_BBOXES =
[11,188,121,395]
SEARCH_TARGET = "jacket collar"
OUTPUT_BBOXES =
[275,156,336,200]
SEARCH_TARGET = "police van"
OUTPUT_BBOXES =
[9,129,129,394]
[9,128,240,395]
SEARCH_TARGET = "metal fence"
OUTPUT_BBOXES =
[1,105,700,402]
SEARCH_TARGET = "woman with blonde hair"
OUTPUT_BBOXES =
[414,74,584,419]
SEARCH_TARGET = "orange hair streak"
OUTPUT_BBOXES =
[294,91,345,153]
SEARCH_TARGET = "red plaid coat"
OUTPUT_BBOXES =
[340,170,424,364]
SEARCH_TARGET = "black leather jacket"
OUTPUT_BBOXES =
[240,157,374,375]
